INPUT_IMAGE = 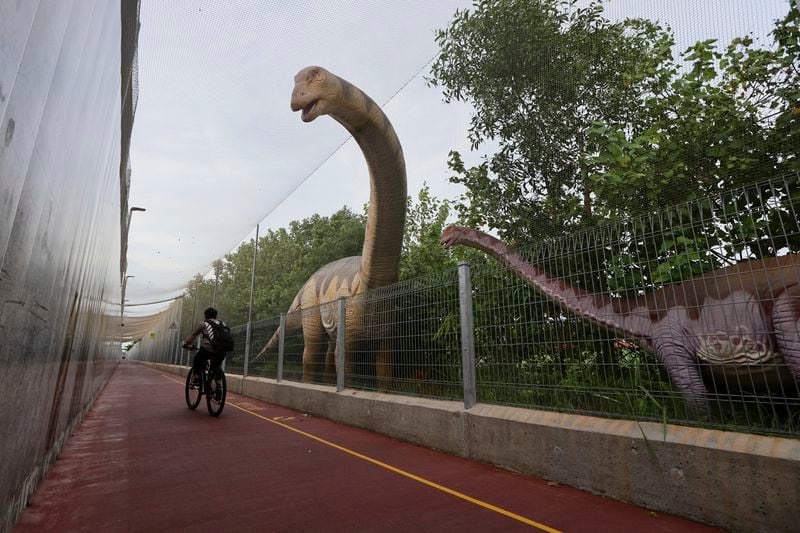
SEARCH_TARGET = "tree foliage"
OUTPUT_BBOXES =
[429,0,671,244]
[430,0,800,251]
[181,187,467,336]
[429,0,800,295]
[585,4,800,289]
[181,207,366,335]
[400,183,458,279]
[588,6,800,216]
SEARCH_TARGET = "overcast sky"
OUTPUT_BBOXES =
[125,0,791,316]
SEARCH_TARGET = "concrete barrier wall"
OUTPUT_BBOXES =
[146,363,799,533]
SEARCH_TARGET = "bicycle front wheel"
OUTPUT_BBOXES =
[185,368,201,409]
[206,371,226,417]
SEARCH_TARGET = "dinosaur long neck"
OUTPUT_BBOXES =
[330,79,406,290]
[455,228,651,341]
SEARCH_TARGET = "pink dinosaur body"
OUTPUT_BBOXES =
[441,225,800,413]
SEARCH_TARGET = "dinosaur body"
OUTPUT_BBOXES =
[441,225,800,412]
[257,67,406,383]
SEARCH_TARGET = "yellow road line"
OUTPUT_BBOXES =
[160,372,560,532]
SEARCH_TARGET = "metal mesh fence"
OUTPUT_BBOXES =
[347,268,463,399]
[137,0,799,438]
[470,173,800,435]
[165,173,800,438]
[223,324,248,376]
[280,303,337,385]
[248,316,281,379]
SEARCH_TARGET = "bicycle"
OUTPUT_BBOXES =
[183,345,227,417]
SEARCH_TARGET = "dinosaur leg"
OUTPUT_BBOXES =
[301,310,327,383]
[324,339,336,384]
[773,285,800,382]
[654,333,709,415]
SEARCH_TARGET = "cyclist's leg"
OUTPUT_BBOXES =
[192,348,211,380]
[209,353,225,379]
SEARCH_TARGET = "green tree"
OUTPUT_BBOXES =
[180,274,207,339]
[431,0,799,291]
[588,5,800,217]
[429,0,670,244]
[400,184,457,279]
[182,207,366,329]
[584,5,800,290]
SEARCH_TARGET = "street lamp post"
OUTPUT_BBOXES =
[121,206,145,326]
[122,206,146,279]
[121,275,135,326]
[127,206,146,234]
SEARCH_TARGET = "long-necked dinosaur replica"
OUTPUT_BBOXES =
[257,66,406,383]
[440,225,800,413]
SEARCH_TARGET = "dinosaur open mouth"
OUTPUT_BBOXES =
[440,226,465,248]
[301,100,318,120]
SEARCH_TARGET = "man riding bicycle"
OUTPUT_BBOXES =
[183,307,230,388]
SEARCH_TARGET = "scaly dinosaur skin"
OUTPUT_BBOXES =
[441,225,800,413]
[257,67,406,384]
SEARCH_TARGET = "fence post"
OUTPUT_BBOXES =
[336,297,346,392]
[458,261,477,409]
[243,224,260,378]
[277,313,286,382]
[243,323,251,378]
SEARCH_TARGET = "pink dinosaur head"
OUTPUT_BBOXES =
[440,225,469,249]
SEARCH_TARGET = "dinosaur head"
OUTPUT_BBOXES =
[290,66,340,123]
[440,225,467,249]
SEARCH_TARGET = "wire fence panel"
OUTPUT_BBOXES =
[223,324,248,375]
[271,304,337,386]
[247,316,281,379]
[471,250,691,420]
[281,309,306,382]
[470,174,800,436]
[347,268,463,400]
[194,174,798,437]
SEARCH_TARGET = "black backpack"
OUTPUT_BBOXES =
[207,320,234,353]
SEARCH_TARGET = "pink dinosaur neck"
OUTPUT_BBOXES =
[454,227,651,341]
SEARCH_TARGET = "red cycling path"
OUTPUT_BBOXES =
[16,363,720,532]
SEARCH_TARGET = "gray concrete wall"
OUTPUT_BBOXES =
[147,363,800,533]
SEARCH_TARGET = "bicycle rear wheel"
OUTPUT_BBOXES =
[206,370,226,417]
[185,368,201,409]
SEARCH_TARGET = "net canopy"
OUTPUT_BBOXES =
[125,0,794,317]
[126,0,474,307]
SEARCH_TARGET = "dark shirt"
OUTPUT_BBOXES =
[190,319,226,352]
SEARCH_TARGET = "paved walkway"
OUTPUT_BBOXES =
[16,363,720,532]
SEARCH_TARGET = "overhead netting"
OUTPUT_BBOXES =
[126,1,797,423]
[125,0,795,310]
[125,0,472,306]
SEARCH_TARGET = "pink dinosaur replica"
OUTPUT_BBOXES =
[441,225,800,413]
